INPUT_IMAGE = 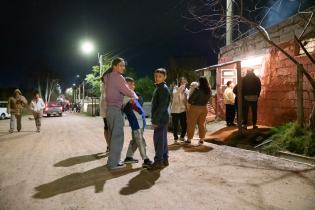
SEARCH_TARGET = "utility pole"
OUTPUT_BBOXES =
[226,0,233,46]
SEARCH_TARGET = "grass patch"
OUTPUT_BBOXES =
[263,122,315,157]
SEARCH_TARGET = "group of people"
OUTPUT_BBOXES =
[170,77,211,145]
[100,57,212,171]
[8,89,45,133]
[223,68,262,129]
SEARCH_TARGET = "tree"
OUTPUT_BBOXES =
[135,77,156,101]
[186,0,315,128]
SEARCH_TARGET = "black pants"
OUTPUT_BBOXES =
[171,112,187,139]
[225,104,235,125]
[242,101,258,126]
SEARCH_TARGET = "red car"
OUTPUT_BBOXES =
[44,102,63,117]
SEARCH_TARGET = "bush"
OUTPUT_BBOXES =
[263,122,315,157]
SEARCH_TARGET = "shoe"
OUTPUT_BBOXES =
[242,124,247,130]
[174,139,178,143]
[198,140,204,145]
[108,162,125,170]
[17,129,21,132]
[163,160,169,167]
[142,159,153,168]
[184,140,191,144]
[148,161,164,170]
[9,129,13,133]
[253,125,258,129]
[105,147,110,153]
[230,123,237,126]
[36,129,40,133]
[179,137,185,141]
[124,157,139,164]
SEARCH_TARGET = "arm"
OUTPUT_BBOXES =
[117,75,138,99]
[188,89,198,104]
[152,87,170,125]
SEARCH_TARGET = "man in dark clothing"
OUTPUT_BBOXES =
[241,68,261,129]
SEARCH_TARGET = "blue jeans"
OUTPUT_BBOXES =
[106,106,124,168]
[153,124,168,162]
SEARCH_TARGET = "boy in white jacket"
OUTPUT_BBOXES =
[30,91,45,132]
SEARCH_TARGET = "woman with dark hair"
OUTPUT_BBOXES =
[186,76,211,145]
[103,57,138,169]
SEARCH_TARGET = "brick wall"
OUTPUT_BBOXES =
[217,7,315,126]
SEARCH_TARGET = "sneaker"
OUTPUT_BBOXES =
[184,140,191,144]
[198,140,204,145]
[107,162,125,170]
[9,129,13,133]
[179,137,185,141]
[163,160,169,167]
[124,157,139,164]
[148,161,164,171]
[142,159,153,168]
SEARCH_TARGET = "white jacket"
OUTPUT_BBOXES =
[30,98,45,115]
[99,82,107,118]
[170,85,189,113]
[223,87,235,105]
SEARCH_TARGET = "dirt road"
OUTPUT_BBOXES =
[0,113,314,210]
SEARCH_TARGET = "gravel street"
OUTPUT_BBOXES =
[0,113,314,210]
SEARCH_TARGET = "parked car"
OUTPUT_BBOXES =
[0,101,11,120]
[44,102,63,117]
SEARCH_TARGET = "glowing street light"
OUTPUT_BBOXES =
[80,41,95,55]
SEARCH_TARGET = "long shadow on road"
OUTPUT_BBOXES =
[168,143,213,153]
[33,165,141,199]
[54,153,108,167]
[120,168,164,195]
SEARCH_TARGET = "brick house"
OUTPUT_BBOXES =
[196,7,315,126]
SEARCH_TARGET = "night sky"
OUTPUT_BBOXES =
[1,0,218,90]
[1,0,314,90]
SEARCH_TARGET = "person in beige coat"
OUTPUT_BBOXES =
[7,89,28,133]
[223,81,236,126]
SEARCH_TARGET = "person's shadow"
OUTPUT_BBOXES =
[168,143,213,153]
[54,153,108,167]
[120,168,164,195]
[33,165,141,199]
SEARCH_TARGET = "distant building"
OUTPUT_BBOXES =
[196,7,315,126]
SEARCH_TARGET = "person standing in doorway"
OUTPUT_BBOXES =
[170,77,189,143]
[186,77,211,145]
[242,68,261,130]
[104,58,138,170]
[223,81,236,126]
[148,68,171,170]
[30,91,45,132]
[7,89,28,133]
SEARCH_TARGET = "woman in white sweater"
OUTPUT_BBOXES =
[170,77,189,142]
[30,91,45,132]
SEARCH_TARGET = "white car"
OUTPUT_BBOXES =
[0,101,11,120]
